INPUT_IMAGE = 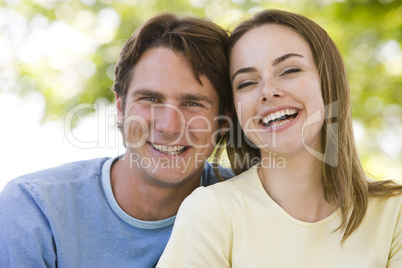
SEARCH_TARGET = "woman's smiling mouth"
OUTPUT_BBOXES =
[260,108,299,128]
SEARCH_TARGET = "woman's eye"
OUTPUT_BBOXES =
[281,68,301,76]
[237,81,257,90]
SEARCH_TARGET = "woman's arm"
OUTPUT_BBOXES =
[387,197,402,267]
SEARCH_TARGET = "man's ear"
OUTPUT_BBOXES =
[115,93,124,123]
[218,111,233,136]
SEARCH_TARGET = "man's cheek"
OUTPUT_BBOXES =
[124,115,149,149]
[185,116,214,148]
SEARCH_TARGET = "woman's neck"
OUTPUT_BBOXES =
[258,151,335,222]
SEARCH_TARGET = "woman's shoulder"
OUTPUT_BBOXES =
[367,191,402,216]
[186,165,262,204]
[211,165,260,186]
[179,166,263,222]
[201,165,260,194]
[186,165,260,197]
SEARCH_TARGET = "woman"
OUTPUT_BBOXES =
[157,9,402,267]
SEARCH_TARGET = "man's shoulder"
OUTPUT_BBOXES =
[201,161,234,186]
[7,157,112,189]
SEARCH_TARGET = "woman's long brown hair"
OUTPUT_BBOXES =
[215,9,402,242]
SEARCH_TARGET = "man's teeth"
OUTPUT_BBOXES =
[152,144,186,155]
[262,108,298,125]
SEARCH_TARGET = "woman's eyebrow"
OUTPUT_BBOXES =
[272,53,304,66]
[231,53,304,82]
[231,67,257,82]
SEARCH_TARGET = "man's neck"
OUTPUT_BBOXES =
[110,156,200,221]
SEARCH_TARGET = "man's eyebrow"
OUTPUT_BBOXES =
[131,90,213,105]
[131,89,164,100]
[180,93,213,105]
[272,53,304,66]
[231,67,257,82]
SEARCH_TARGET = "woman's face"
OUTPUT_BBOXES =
[230,24,325,158]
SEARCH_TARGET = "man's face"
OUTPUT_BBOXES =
[116,47,222,186]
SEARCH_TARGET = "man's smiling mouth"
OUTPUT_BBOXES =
[151,143,188,155]
[261,108,299,128]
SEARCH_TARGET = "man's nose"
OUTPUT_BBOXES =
[153,104,185,138]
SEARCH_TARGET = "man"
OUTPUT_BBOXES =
[0,13,233,267]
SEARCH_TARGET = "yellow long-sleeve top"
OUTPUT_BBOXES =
[158,165,402,268]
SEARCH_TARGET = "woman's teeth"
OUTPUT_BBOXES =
[261,108,298,127]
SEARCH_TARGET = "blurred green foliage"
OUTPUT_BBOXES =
[0,0,401,180]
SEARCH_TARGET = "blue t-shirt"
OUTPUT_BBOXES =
[0,157,233,267]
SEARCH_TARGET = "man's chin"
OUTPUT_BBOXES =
[147,165,204,185]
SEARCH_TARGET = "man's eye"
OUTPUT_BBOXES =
[281,68,301,76]
[187,102,200,107]
[237,81,257,90]
[144,97,157,102]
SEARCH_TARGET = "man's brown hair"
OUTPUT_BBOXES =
[112,13,232,147]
